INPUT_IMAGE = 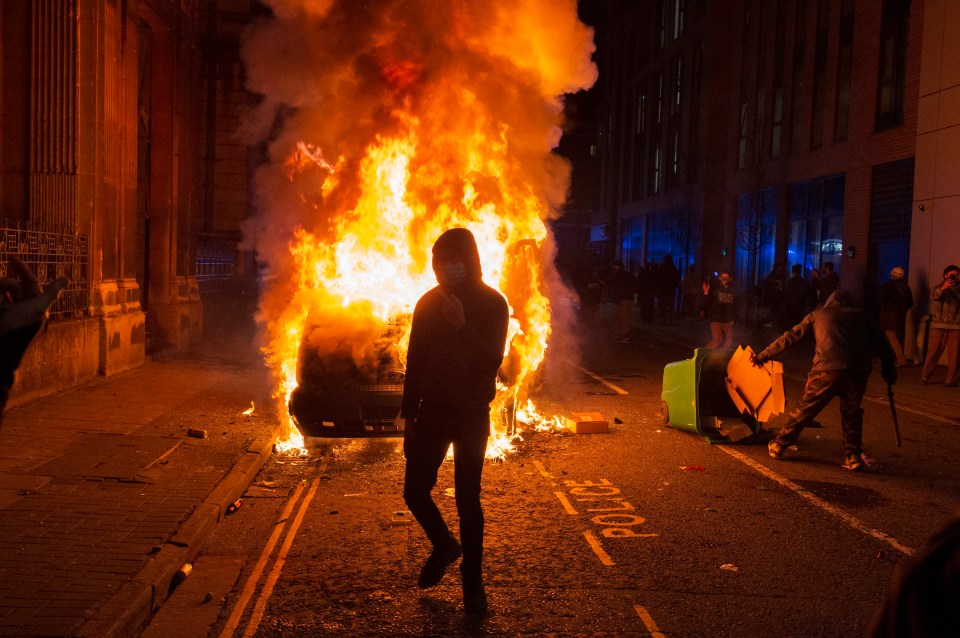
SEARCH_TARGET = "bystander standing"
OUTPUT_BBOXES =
[878,266,913,367]
[920,264,960,386]
[783,264,812,327]
[701,270,736,349]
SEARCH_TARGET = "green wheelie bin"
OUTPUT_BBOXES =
[659,345,784,443]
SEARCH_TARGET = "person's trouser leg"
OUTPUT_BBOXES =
[921,328,947,382]
[837,371,868,456]
[943,329,960,386]
[403,432,454,547]
[776,371,840,443]
[452,425,488,582]
[615,300,632,338]
[886,330,906,366]
[706,322,723,348]
[721,321,734,348]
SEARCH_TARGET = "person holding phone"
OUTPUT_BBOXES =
[920,264,960,386]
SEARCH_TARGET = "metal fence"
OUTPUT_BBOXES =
[0,224,89,318]
[196,234,239,295]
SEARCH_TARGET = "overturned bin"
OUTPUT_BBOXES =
[659,345,785,443]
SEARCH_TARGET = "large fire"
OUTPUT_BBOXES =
[241,0,597,456]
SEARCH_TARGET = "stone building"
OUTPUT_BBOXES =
[0,0,254,405]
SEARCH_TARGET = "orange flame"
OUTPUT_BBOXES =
[242,0,597,457]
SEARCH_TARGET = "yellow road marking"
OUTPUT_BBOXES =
[577,365,629,395]
[553,491,579,514]
[634,604,666,637]
[583,530,615,566]
[718,446,915,556]
[219,480,307,638]
[241,476,322,638]
[532,460,554,478]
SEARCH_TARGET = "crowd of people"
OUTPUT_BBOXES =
[575,257,941,371]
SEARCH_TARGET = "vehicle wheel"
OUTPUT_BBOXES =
[658,401,669,424]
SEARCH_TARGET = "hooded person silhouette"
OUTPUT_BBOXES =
[400,228,509,613]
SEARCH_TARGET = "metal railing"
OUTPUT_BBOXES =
[196,233,239,295]
[0,224,89,318]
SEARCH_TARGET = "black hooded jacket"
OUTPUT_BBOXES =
[401,229,509,420]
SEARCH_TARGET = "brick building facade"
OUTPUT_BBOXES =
[591,0,955,358]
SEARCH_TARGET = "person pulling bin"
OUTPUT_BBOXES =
[751,290,897,471]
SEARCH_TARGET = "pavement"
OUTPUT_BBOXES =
[0,322,281,638]
[0,305,958,638]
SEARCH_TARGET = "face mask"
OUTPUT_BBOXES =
[438,262,466,287]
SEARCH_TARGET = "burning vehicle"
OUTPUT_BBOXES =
[289,317,409,437]
[240,0,598,453]
[288,239,542,439]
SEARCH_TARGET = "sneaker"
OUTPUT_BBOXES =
[842,453,863,471]
[767,439,786,459]
[417,539,461,589]
[463,580,488,614]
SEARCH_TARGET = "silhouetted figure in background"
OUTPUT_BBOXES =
[579,267,603,317]
[609,260,635,342]
[401,228,509,614]
[753,290,897,471]
[637,263,655,324]
[681,265,700,318]
[810,267,823,307]
[819,261,840,307]
[0,258,67,429]
[878,266,913,367]
[659,254,681,320]
[783,264,812,327]
[762,262,786,329]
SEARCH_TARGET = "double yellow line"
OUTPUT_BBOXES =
[219,456,328,638]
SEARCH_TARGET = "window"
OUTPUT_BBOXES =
[876,0,910,130]
[810,0,829,149]
[671,129,680,179]
[771,0,787,157]
[772,88,784,157]
[673,0,686,39]
[834,0,854,141]
[620,216,646,273]
[790,0,808,153]
[637,92,647,135]
[738,103,749,169]
[735,188,778,287]
[656,72,664,124]
[868,158,914,301]
[652,141,662,194]
[672,56,683,114]
[787,174,846,274]
[688,42,703,181]
[658,0,667,50]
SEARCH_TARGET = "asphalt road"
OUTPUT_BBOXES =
[143,320,960,638]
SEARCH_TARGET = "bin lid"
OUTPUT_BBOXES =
[724,345,785,422]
